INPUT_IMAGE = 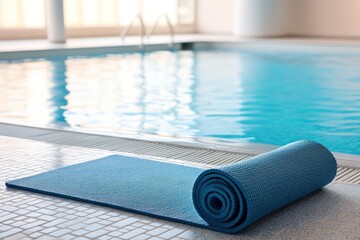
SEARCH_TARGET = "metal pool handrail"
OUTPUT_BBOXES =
[121,14,146,50]
[147,14,175,48]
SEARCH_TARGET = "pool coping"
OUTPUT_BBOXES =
[0,120,359,170]
[2,34,360,60]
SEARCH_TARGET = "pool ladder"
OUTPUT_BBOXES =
[121,14,146,50]
[121,14,175,50]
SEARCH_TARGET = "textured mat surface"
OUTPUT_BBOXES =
[6,140,337,233]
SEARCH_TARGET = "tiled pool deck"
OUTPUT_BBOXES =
[1,135,360,240]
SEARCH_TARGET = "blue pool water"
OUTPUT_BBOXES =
[1,47,360,155]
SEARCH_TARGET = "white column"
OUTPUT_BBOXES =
[45,0,66,43]
[234,0,291,37]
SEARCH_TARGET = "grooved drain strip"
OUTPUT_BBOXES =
[0,123,254,167]
[335,167,360,184]
[0,123,359,185]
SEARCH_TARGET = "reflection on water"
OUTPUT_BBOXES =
[0,49,360,155]
[49,59,69,124]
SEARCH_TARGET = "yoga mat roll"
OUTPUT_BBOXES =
[192,140,337,233]
[6,140,337,234]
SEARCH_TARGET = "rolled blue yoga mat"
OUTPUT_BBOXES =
[6,140,337,234]
[192,140,337,233]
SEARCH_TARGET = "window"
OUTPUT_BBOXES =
[0,0,195,39]
[0,0,45,29]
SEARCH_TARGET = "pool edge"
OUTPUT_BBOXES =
[0,120,359,170]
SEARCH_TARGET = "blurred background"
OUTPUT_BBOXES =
[1,0,360,40]
[0,0,195,39]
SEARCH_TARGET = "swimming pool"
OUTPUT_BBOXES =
[1,44,360,155]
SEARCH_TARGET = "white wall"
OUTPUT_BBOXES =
[196,0,291,36]
[196,0,234,34]
[196,0,360,38]
[233,0,291,37]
